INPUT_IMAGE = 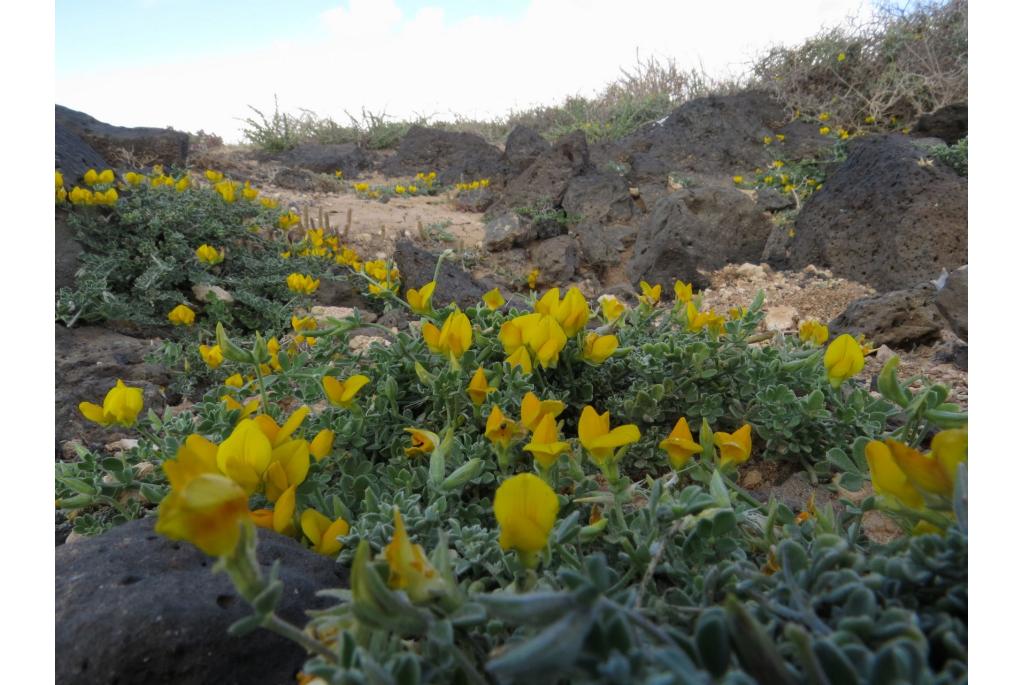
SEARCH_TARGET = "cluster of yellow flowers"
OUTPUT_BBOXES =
[57,168,120,206]
[415,171,437,186]
[362,259,401,296]
[195,244,225,265]
[168,304,196,326]
[278,211,301,230]
[761,133,786,145]
[286,273,321,295]
[454,178,490,192]
[155,406,344,555]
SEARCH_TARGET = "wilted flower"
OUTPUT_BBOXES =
[322,374,370,408]
[79,379,144,427]
[168,304,196,326]
[404,427,440,457]
[714,424,753,468]
[384,508,446,602]
[493,473,559,563]
[156,472,250,557]
[659,418,702,470]
[824,334,865,388]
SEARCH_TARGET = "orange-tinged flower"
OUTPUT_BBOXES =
[714,424,753,468]
[467,366,496,406]
[798,320,829,346]
[524,413,570,469]
[485,405,518,450]
[156,473,250,557]
[930,429,967,484]
[404,427,440,457]
[383,508,446,602]
[163,434,220,490]
[251,485,297,535]
[578,405,641,466]
[659,418,702,470]
[865,440,924,508]
[887,439,953,496]
[301,508,350,556]
[322,374,370,408]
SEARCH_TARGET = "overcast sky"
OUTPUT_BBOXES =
[56,0,875,143]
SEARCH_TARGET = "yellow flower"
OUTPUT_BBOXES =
[930,429,968,484]
[732,175,744,184]
[485,405,518,450]
[261,196,279,209]
[322,374,370,408]
[301,508,350,556]
[254,406,310,448]
[405,281,436,314]
[216,419,273,494]
[838,129,850,140]
[310,429,335,462]
[384,508,446,602]
[424,308,473,362]
[660,418,702,470]
[175,176,191,192]
[526,315,568,369]
[673,280,693,303]
[714,424,753,468]
[685,302,725,335]
[506,346,533,374]
[771,160,784,169]
[775,134,785,142]
[467,367,497,406]
[578,405,641,466]
[864,115,876,124]
[279,211,300,230]
[404,427,440,457]
[168,304,196,326]
[224,373,244,389]
[598,294,626,323]
[639,281,662,306]
[762,136,773,145]
[524,413,571,469]
[241,181,259,200]
[493,473,559,559]
[251,484,297,535]
[865,440,924,508]
[763,175,775,184]
[262,439,310,503]
[582,332,618,364]
[395,185,406,194]
[819,126,831,136]
[123,171,144,186]
[544,287,589,336]
[729,306,748,320]
[286,273,320,295]
[798,320,829,346]
[205,169,224,183]
[527,268,539,290]
[198,344,224,369]
[195,244,225,265]
[837,52,846,62]
[155,473,250,557]
[499,313,540,354]
[163,434,220,490]
[78,379,144,427]
[481,287,505,310]
[408,185,418,193]
[818,113,830,122]
[520,391,565,433]
[214,180,237,203]
[824,334,865,388]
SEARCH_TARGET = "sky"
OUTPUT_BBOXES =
[56,0,875,143]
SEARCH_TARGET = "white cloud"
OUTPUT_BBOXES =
[56,0,874,143]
